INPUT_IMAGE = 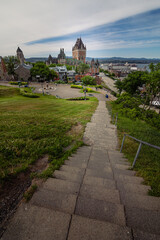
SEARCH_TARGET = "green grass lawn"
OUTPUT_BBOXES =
[0,86,98,182]
[107,102,160,197]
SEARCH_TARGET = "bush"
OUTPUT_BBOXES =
[82,88,97,93]
[114,93,160,129]
[71,85,82,89]
[81,76,96,85]
[9,81,27,85]
[96,85,103,89]
[54,80,66,84]
[67,97,89,101]
[20,88,39,98]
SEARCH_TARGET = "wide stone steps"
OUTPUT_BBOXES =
[2,100,160,240]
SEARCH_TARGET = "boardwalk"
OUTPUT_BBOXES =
[1,100,160,240]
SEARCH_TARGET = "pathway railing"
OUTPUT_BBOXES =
[120,134,160,168]
[111,112,118,126]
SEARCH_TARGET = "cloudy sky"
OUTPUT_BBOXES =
[1,0,160,58]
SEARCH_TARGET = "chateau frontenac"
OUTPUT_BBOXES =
[72,38,86,63]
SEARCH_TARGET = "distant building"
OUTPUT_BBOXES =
[46,55,58,65]
[17,47,25,64]
[89,58,100,75]
[15,47,32,81]
[50,66,67,81]
[58,48,66,64]
[72,38,86,63]
[0,57,9,80]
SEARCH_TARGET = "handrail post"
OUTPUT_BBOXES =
[113,114,114,123]
[115,113,118,126]
[120,134,126,152]
[132,142,142,168]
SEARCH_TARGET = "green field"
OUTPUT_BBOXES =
[108,102,160,197]
[0,86,98,182]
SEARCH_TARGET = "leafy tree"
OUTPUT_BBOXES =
[122,71,146,95]
[65,64,73,71]
[49,63,56,67]
[142,68,160,110]
[30,62,57,80]
[78,63,90,74]
[114,79,124,94]
[4,56,19,75]
[81,76,96,85]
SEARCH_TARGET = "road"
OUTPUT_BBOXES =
[99,72,118,93]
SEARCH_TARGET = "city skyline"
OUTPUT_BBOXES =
[1,0,160,58]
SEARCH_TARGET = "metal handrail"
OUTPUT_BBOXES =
[120,134,160,168]
[111,113,118,126]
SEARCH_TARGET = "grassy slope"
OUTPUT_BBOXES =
[108,102,160,197]
[0,88,98,182]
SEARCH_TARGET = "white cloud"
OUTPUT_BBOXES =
[0,0,160,56]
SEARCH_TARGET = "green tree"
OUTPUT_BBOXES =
[81,76,96,85]
[78,63,90,74]
[4,56,19,75]
[142,68,160,110]
[30,62,57,80]
[114,79,124,94]
[122,71,146,95]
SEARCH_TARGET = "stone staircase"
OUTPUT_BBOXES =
[2,101,160,240]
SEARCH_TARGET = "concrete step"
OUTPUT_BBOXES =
[68,215,132,240]
[60,165,85,175]
[108,150,125,157]
[114,163,131,170]
[64,160,87,168]
[68,156,89,163]
[85,168,113,180]
[87,161,111,169]
[53,170,83,183]
[1,204,71,240]
[121,192,160,211]
[75,196,126,226]
[30,188,77,214]
[83,175,116,189]
[112,160,130,166]
[126,206,160,235]
[113,168,136,176]
[132,229,160,240]
[80,184,120,204]
[114,174,143,184]
[117,182,151,196]
[42,178,80,194]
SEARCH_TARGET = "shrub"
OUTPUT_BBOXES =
[96,85,103,89]
[71,85,82,89]
[54,80,66,84]
[20,88,39,98]
[9,81,27,85]
[67,97,89,101]
[81,76,96,85]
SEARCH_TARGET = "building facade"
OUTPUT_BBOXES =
[58,48,66,64]
[89,58,100,75]
[72,38,86,63]
[15,47,32,81]
[17,47,25,64]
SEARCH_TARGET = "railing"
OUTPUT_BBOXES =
[120,134,160,168]
[111,112,118,126]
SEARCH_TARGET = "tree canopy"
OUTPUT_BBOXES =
[30,62,57,80]
[78,63,90,74]
[81,76,96,85]
[4,56,19,75]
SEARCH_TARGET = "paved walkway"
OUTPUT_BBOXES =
[2,100,160,240]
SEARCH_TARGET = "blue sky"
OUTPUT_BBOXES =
[26,8,160,58]
[1,0,160,58]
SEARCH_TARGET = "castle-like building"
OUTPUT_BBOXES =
[72,38,86,63]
